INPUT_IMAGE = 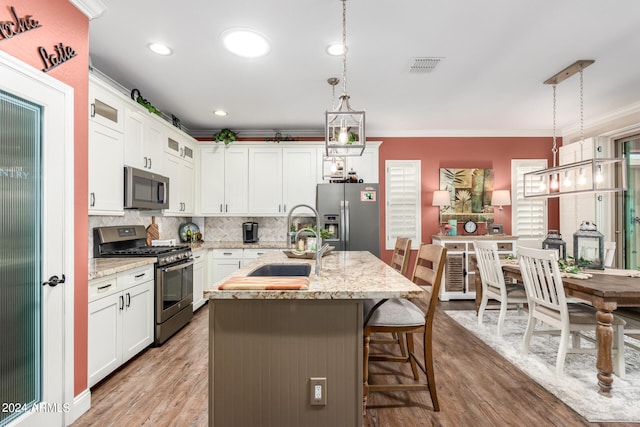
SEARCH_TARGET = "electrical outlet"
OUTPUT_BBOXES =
[310,377,327,405]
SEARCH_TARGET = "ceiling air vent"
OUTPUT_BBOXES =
[409,57,443,74]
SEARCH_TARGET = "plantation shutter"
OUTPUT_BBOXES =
[511,159,548,241]
[385,160,421,249]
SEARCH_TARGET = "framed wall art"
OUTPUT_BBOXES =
[439,168,494,226]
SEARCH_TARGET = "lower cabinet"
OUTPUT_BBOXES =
[210,248,279,283]
[88,265,154,387]
[431,235,518,301]
[192,250,207,311]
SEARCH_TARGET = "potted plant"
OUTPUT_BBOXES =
[213,128,237,145]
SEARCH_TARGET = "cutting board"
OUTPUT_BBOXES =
[218,276,309,290]
[146,216,159,246]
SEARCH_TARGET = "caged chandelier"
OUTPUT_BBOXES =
[325,0,365,157]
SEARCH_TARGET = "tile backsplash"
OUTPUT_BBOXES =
[89,213,315,257]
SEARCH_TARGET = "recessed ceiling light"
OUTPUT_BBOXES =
[221,28,270,58]
[213,110,228,116]
[148,43,172,56]
[326,43,346,56]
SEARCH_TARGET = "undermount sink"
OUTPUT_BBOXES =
[248,263,312,277]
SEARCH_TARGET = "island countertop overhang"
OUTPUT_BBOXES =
[204,250,425,300]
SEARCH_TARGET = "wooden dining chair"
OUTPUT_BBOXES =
[373,237,413,356]
[517,247,626,377]
[390,237,412,277]
[475,240,528,335]
[363,243,447,411]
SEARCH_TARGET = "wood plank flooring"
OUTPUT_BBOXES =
[71,301,640,427]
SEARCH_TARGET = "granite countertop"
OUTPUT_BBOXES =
[194,240,288,250]
[88,257,156,280]
[205,251,425,301]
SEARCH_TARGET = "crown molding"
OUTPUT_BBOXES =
[69,0,106,20]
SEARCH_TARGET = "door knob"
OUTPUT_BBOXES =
[43,274,65,287]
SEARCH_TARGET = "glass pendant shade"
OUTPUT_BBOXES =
[523,158,626,198]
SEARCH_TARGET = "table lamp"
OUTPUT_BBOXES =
[432,190,451,234]
[491,190,511,229]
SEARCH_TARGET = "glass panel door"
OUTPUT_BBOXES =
[0,90,42,426]
[622,137,640,269]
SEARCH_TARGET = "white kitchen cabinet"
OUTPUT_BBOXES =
[210,248,280,283]
[192,250,207,311]
[164,133,196,215]
[282,147,318,213]
[432,235,518,301]
[248,146,318,215]
[88,265,154,387]
[249,148,283,214]
[211,249,244,283]
[124,106,166,174]
[88,121,124,215]
[200,145,249,214]
[89,76,125,133]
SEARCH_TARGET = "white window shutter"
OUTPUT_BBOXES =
[385,160,421,250]
[511,159,548,241]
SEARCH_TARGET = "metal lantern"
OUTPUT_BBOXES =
[542,230,567,260]
[573,221,604,270]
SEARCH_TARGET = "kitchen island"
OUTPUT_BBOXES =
[204,250,424,427]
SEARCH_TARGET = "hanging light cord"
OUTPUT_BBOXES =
[579,67,584,160]
[552,84,557,168]
[341,0,348,97]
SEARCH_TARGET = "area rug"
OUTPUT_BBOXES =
[444,310,640,423]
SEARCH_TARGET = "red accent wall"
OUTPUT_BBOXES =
[374,136,560,268]
[0,1,89,396]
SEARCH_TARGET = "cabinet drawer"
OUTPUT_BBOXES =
[89,275,120,302]
[496,242,514,252]
[243,249,277,260]
[444,242,466,251]
[121,265,154,288]
[212,249,244,258]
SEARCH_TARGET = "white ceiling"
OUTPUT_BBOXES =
[88,0,640,138]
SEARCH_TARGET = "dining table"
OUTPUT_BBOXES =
[498,264,640,397]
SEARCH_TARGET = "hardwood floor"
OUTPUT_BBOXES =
[72,301,640,427]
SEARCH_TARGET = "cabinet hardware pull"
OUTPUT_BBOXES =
[119,295,124,310]
[90,103,95,117]
[148,158,152,169]
[219,204,223,213]
[134,273,145,279]
[126,292,131,308]
[90,192,95,207]
[144,156,148,168]
[97,283,112,291]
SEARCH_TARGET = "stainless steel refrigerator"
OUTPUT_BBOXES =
[316,183,380,257]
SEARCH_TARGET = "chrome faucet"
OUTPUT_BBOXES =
[287,204,328,276]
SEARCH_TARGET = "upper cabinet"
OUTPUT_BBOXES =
[249,147,284,214]
[124,107,166,174]
[88,76,125,215]
[89,76,125,133]
[281,147,318,214]
[200,145,249,214]
[164,132,196,215]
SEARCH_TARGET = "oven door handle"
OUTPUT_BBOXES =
[162,260,194,273]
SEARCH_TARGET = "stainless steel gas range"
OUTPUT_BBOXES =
[93,225,193,345]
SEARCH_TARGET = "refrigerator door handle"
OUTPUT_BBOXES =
[344,200,350,250]
[340,200,346,245]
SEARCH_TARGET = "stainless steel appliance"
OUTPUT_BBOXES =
[93,225,193,345]
[243,222,258,243]
[316,183,380,257]
[124,166,170,210]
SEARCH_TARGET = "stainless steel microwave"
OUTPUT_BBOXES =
[124,166,169,209]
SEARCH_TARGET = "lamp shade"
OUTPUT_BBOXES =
[491,190,511,207]
[432,190,450,207]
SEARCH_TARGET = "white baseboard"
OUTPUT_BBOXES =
[68,389,91,425]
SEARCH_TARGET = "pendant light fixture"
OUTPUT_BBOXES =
[524,60,626,198]
[325,0,365,157]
